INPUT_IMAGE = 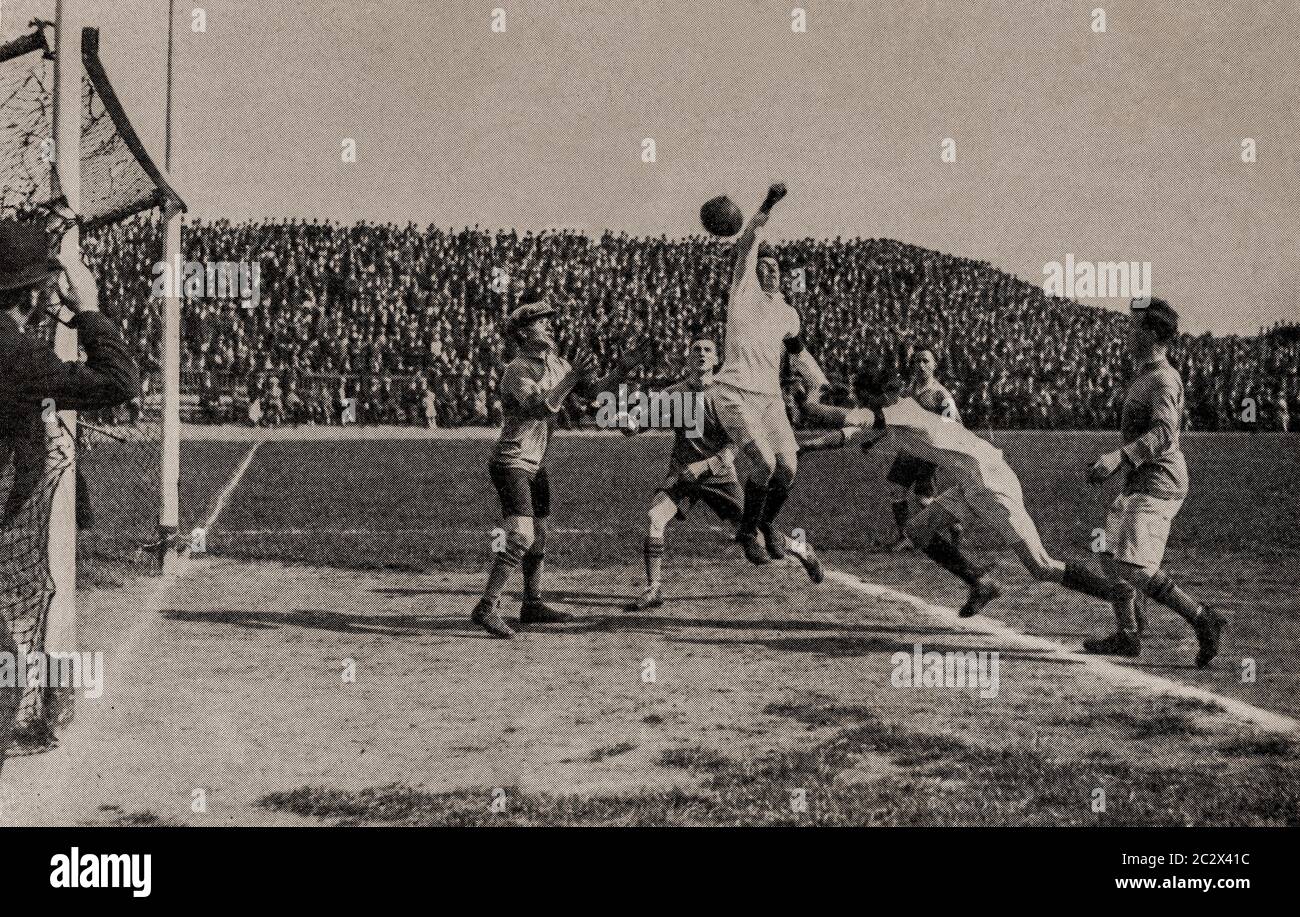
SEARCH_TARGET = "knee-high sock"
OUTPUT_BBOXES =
[923,534,981,586]
[522,550,545,601]
[1111,578,1138,633]
[644,536,664,586]
[738,478,768,536]
[1064,562,1138,632]
[484,540,526,604]
[891,500,910,538]
[1144,570,1202,624]
[1062,561,1117,602]
[760,479,790,528]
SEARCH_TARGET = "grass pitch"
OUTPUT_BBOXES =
[28,428,1300,827]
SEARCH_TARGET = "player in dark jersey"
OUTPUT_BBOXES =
[625,338,823,610]
[1082,298,1226,665]
[885,349,961,551]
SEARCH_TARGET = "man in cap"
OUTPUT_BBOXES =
[470,290,646,639]
[0,219,139,523]
[1082,297,1226,666]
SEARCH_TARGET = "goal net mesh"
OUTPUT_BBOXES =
[0,24,184,751]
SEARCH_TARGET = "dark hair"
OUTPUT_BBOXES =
[0,285,36,314]
[1137,297,1178,344]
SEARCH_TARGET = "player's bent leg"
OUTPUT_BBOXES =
[885,459,917,548]
[736,440,776,565]
[908,499,1001,618]
[758,454,796,560]
[1097,551,1143,635]
[1108,495,1224,666]
[1115,562,1225,667]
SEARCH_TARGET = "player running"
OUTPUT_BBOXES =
[624,337,824,610]
[470,291,645,639]
[799,365,1122,618]
[713,181,809,567]
[884,349,961,552]
[1081,297,1226,666]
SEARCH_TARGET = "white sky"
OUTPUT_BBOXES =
[4,0,1297,335]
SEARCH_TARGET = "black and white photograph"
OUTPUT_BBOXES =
[0,0,1297,897]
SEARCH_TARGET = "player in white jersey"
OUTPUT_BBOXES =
[622,338,824,610]
[799,366,1124,618]
[712,182,807,567]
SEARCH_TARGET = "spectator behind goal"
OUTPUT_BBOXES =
[0,220,139,768]
[0,220,140,522]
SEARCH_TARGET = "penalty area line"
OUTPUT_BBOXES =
[822,568,1298,734]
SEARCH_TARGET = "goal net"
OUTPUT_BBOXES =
[0,23,184,752]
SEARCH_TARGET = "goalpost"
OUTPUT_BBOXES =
[0,10,186,749]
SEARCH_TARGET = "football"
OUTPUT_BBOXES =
[700,194,743,237]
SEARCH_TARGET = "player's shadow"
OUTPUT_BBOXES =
[161,607,488,638]
[670,631,1067,664]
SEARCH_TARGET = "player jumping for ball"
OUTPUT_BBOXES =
[1080,297,1226,666]
[470,291,645,639]
[623,337,824,610]
[799,366,1123,619]
[712,182,808,567]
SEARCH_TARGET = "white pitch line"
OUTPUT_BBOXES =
[822,568,1298,734]
[201,441,261,533]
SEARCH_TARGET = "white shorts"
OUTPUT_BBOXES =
[1103,492,1183,570]
[712,383,797,460]
[929,465,1045,556]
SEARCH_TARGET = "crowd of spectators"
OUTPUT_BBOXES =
[85,215,1300,432]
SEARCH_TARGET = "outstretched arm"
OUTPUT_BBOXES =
[729,182,787,293]
[799,427,857,454]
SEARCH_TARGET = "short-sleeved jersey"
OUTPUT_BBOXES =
[845,397,1009,489]
[665,381,737,483]
[713,263,801,397]
[491,350,571,472]
[1118,356,1188,500]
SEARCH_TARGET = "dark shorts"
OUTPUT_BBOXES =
[490,463,551,519]
[887,452,939,499]
[659,475,743,524]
